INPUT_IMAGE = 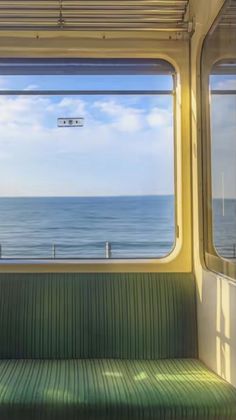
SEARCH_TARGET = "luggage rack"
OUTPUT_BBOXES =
[0,0,190,33]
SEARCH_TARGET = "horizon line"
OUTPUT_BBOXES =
[0,193,175,199]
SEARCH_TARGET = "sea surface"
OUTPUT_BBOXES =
[0,195,235,260]
[213,198,236,260]
[0,195,174,259]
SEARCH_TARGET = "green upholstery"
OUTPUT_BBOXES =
[0,272,235,419]
[0,359,236,419]
[0,273,197,359]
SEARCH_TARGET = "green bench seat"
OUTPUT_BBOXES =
[0,272,235,419]
[0,359,236,419]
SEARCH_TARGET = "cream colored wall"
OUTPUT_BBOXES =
[190,0,236,387]
[0,34,192,274]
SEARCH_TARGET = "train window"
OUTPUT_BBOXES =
[201,2,236,279]
[0,59,176,260]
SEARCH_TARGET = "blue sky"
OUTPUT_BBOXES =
[0,74,173,91]
[0,73,235,199]
[0,74,174,197]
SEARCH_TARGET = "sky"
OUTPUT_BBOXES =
[210,76,236,199]
[0,73,235,198]
[0,74,174,197]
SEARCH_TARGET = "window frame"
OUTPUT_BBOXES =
[201,4,236,280]
[0,49,191,273]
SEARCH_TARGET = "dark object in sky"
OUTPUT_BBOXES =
[57,118,84,127]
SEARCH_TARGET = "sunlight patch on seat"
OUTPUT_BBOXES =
[134,372,148,381]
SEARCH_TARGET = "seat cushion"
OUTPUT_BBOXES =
[0,359,235,419]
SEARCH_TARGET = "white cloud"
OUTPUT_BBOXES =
[57,97,86,115]
[93,100,124,117]
[0,94,174,196]
[146,107,172,127]
[114,113,143,133]
[0,95,50,127]
[93,99,144,133]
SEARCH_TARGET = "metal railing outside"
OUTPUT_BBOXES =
[0,240,175,260]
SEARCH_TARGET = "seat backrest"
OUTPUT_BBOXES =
[0,272,197,359]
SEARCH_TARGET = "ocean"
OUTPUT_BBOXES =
[0,195,235,260]
[0,195,174,259]
[213,198,236,260]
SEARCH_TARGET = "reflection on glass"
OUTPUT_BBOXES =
[210,76,236,261]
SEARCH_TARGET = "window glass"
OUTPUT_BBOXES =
[0,60,175,260]
[210,73,236,260]
[202,0,236,277]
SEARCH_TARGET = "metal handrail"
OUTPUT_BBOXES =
[0,241,235,260]
[0,241,114,259]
